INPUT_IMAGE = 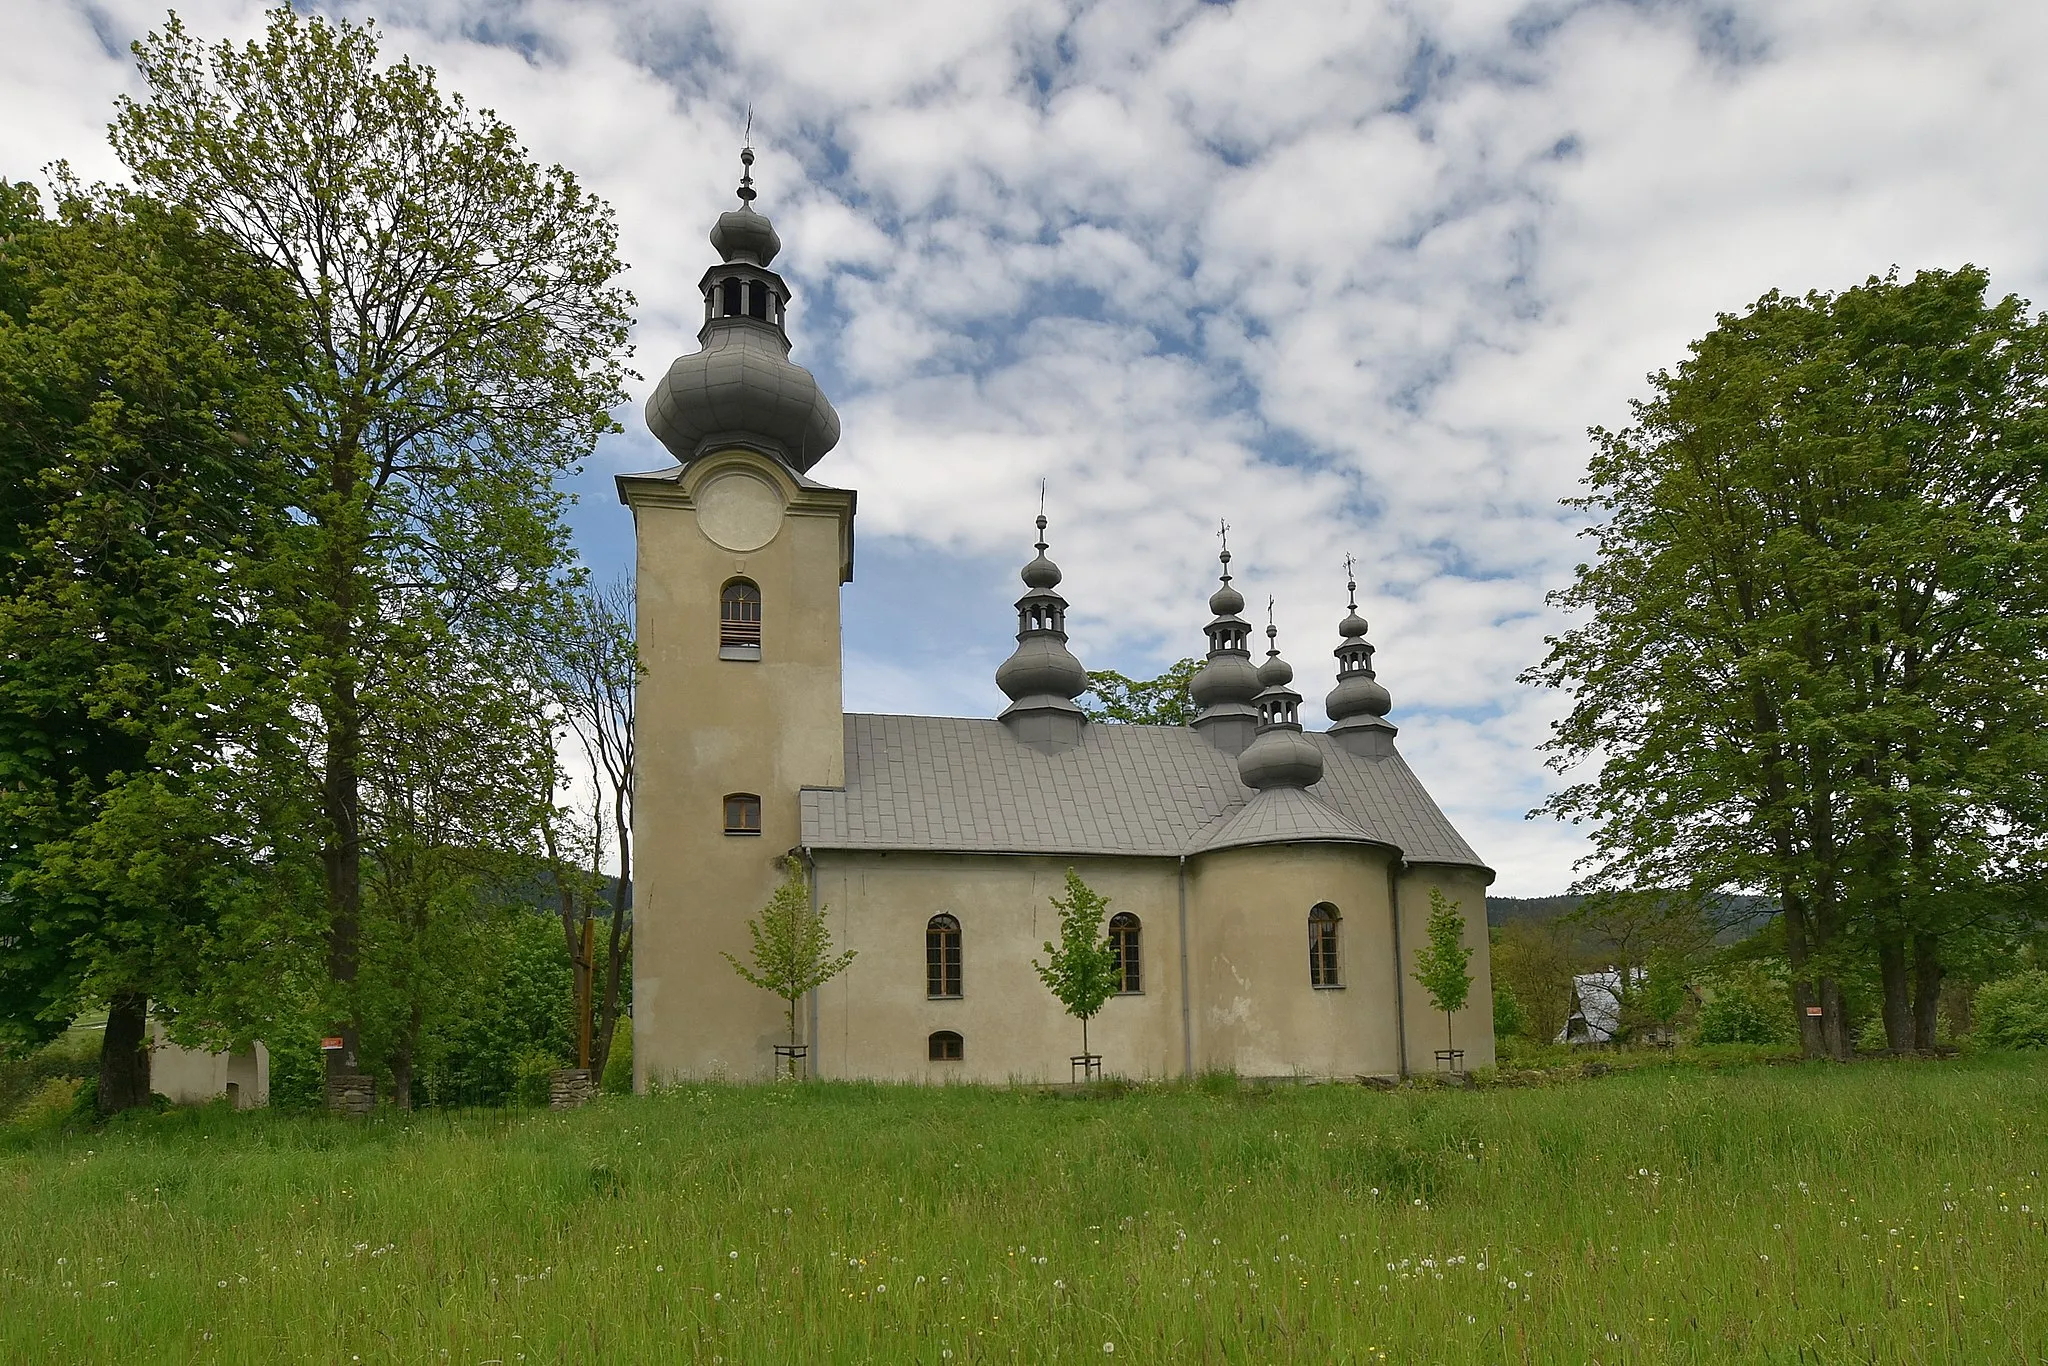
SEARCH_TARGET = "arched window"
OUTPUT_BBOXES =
[747,280,770,320]
[928,1030,964,1061]
[926,914,962,998]
[723,793,761,835]
[1109,912,1142,994]
[721,277,743,316]
[720,579,762,659]
[1309,903,1341,987]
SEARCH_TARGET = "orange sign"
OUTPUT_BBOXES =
[321,1036,346,1050]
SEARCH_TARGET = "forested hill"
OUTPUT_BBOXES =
[1488,893,1778,932]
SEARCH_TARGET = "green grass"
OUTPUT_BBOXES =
[1,1056,2044,1363]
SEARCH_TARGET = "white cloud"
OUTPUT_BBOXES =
[10,0,2044,895]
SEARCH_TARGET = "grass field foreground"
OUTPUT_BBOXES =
[1,1055,2044,1363]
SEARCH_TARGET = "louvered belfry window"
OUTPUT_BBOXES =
[926,914,962,998]
[1309,903,1341,987]
[720,580,762,650]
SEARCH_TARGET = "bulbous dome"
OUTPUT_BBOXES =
[1191,652,1261,708]
[645,326,840,471]
[1257,650,1293,689]
[1021,516,1062,588]
[1326,671,1392,722]
[1338,607,1369,639]
[997,635,1088,702]
[711,206,780,267]
[1238,727,1325,789]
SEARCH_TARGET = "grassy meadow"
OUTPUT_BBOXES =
[1,1054,2044,1364]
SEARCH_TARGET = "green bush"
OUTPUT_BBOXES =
[513,1046,564,1107]
[1493,984,1527,1039]
[1976,971,2048,1051]
[1696,982,1790,1046]
[601,1020,633,1095]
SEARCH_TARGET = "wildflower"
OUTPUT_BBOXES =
[1104,1343,1116,1354]
[877,1285,886,1294]
[713,1292,722,1301]
[729,1251,739,1260]
[656,1266,663,1273]
[1054,1279,1066,1290]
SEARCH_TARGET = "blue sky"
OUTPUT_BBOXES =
[9,0,2046,894]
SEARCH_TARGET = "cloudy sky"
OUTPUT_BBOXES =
[8,0,2044,894]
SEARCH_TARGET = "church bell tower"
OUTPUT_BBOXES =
[618,146,855,1084]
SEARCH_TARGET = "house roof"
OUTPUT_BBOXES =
[799,713,1488,871]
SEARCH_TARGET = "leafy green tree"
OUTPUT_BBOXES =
[1033,870,1123,1065]
[112,6,633,1089]
[723,863,856,1077]
[1528,267,2048,1058]
[1974,971,2048,1051]
[1492,984,1527,1040]
[1082,659,1199,725]
[1412,889,1475,1058]
[0,179,301,1113]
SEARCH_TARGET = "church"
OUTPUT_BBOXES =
[620,151,1495,1086]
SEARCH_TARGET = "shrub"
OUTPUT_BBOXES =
[513,1046,564,1107]
[1493,984,1527,1039]
[601,1020,633,1095]
[1976,971,2048,1051]
[1696,982,1789,1045]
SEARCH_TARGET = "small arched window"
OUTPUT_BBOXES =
[926,914,962,998]
[1309,903,1341,987]
[720,579,762,659]
[747,280,770,319]
[1109,912,1142,994]
[723,793,762,835]
[928,1030,964,1061]
[721,277,744,316]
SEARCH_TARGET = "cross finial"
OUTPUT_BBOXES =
[737,109,757,206]
[1034,482,1049,551]
[1343,553,1358,609]
[1266,596,1278,655]
[1217,518,1232,572]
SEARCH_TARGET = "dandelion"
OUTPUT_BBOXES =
[1104,1343,1116,1354]
[729,1251,740,1260]
[877,1284,886,1294]
[713,1292,723,1301]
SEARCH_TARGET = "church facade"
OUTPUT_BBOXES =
[620,153,1495,1086]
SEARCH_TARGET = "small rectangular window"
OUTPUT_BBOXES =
[723,794,761,835]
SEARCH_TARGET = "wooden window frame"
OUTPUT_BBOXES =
[928,1030,964,1062]
[1109,912,1142,994]
[723,793,762,836]
[1309,903,1342,988]
[720,579,762,660]
[926,914,962,999]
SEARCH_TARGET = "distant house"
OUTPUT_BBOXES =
[149,1021,268,1108]
[1557,968,1682,1046]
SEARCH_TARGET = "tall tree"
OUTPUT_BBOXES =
[1529,267,2048,1057]
[1412,889,1475,1060]
[535,577,637,1083]
[1082,660,1199,725]
[112,7,633,1093]
[0,179,299,1112]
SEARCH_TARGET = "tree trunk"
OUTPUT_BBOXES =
[99,991,153,1117]
[320,513,366,1104]
[1877,931,1914,1055]
[1820,977,1853,1061]
[1784,889,1826,1058]
[392,997,424,1110]
[590,780,633,1085]
[1911,932,1943,1052]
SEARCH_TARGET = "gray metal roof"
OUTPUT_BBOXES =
[800,714,1487,870]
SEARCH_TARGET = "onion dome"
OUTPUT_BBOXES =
[1237,614,1325,790]
[1190,531,1263,755]
[997,514,1088,752]
[1325,562,1398,759]
[644,145,840,473]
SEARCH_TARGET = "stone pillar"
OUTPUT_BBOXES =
[324,1073,376,1116]
[549,1068,597,1110]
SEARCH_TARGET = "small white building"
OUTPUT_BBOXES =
[149,1022,268,1108]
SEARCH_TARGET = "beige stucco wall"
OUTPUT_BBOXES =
[1395,863,1497,1074]
[148,1022,268,1108]
[1185,842,1404,1079]
[810,853,1187,1084]
[627,449,854,1085]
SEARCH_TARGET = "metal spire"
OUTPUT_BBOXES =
[737,109,757,206]
[1344,553,1358,610]
[1266,597,1278,657]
